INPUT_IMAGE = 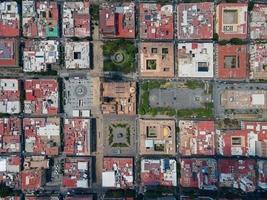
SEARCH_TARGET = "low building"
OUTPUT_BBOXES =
[23,40,59,72]
[0,155,20,189]
[179,120,215,156]
[64,118,91,156]
[0,79,20,114]
[139,42,174,78]
[23,118,60,156]
[0,2,20,37]
[21,169,46,192]
[100,2,135,38]
[140,3,173,40]
[102,157,133,188]
[63,1,90,37]
[218,159,256,192]
[64,196,93,200]
[250,4,267,40]
[249,43,267,80]
[0,117,21,153]
[217,121,267,157]
[139,119,176,155]
[180,158,217,190]
[178,43,214,78]
[0,39,18,67]
[177,3,214,40]
[63,75,95,117]
[63,157,91,188]
[258,160,267,189]
[140,158,177,186]
[100,82,136,115]
[24,79,58,115]
[65,42,90,69]
[22,1,59,38]
[217,44,247,80]
[216,3,248,40]
[23,156,50,170]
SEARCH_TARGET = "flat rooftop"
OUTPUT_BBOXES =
[140,3,173,40]
[0,79,20,114]
[102,157,134,188]
[177,3,214,40]
[0,155,20,189]
[63,157,91,188]
[23,40,59,72]
[101,82,136,115]
[217,44,247,80]
[249,43,267,80]
[139,119,176,155]
[218,159,256,192]
[0,117,21,153]
[141,158,177,187]
[65,42,90,69]
[216,3,248,40]
[63,1,90,37]
[64,118,91,156]
[0,2,20,37]
[0,39,18,67]
[258,160,267,189]
[179,120,215,156]
[23,118,60,156]
[217,121,267,157]
[100,2,135,38]
[178,43,214,78]
[139,42,174,78]
[250,4,267,40]
[22,1,59,38]
[180,158,217,190]
[24,79,58,115]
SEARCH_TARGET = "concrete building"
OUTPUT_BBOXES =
[140,3,173,40]
[100,82,136,115]
[180,158,217,190]
[0,79,20,114]
[64,118,91,156]
[139,119,176,155]
[24,79,58,115]
[63,157,91,188]
[102,157,133,188]
[65,42,90,69]
[217,44,247,80]
[23,40,59,72]
[216,3,248,40]
[179,120,215,156]
[63,1,90,37]
[249,43,267,80]
[0,117,21,153]
[23,118,60,156]
[0,39,18,67]
[218,159,256,192]
[0,1,20,37]
[258,160,267,189]
[22,1,59,38]
[0,155,20,189]
[250,4,267,40]
[139,42,174,78]
[177,3,214,40]
[100,2,135,38]
[140,158,177,187]
[178,43,214,78]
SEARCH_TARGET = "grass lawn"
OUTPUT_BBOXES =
[103,40,135,74]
